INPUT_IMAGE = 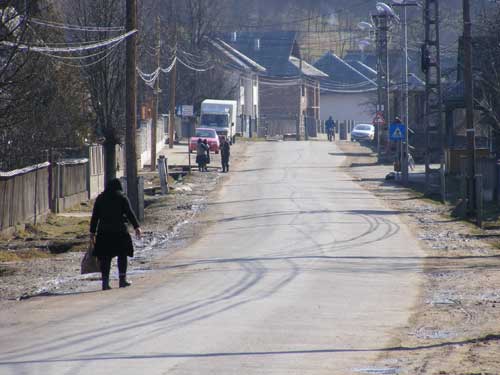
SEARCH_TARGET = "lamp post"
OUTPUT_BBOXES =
[392,0,419,185]
[373,3,397,158]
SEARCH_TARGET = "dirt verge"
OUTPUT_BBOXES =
[338,141,500,374]
[0,143,247,304]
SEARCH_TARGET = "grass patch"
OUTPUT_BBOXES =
[16,215,89,241]
[64,200,94,213]
[0,249,51,262]
[0,266,15,277]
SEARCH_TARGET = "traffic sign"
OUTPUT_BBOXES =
[373,112,385,126]
[389,123,406,141]
[176,105,194,117]
[181,105,194,117]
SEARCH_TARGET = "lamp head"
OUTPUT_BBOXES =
[358,21,374,31]
[376,2,397,17]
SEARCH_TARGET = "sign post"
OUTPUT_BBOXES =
[389,122,407,175]
[373,112,386,155]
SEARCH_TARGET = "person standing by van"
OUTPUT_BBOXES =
[220,137,231,173]
[203,139,210,171]
[196,138,207,172]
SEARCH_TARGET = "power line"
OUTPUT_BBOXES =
[1,29,137,53]
[30,17,124,32]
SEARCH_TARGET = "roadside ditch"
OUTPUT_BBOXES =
[339,141,500,374]
[0,143,246,303]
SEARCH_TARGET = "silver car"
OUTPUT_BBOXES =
[351,124,375,142]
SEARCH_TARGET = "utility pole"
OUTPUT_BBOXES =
[423,0,445,201]
[168,14,177,149]
[150,16,161,172]
[463,0,476,212]
[402,5,410,184]
[296,57,303,141]
[125,0,139,214]
[373,14,390,157]
[393,0,419,185]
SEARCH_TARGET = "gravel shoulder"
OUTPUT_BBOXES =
[338,141,500,374]
[0,143,247,305]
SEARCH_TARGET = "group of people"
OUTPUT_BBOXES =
[196,137,231,173]
[195,138,211,172]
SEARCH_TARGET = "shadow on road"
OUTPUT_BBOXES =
[2,333,500,365]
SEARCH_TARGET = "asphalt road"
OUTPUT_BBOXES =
[0,141,424,374]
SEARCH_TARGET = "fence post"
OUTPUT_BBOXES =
[496,161,500,206]
[34,166,38,225]
[157,155,169,195]
[440,154,446,203]
[54,163,61,213]
[475,174,483,228]
[137,176,144,222]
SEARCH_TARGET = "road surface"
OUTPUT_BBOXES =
[0,141,424,374]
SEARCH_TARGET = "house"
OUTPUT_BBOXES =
[210,38,263,138]
[341,50,427,151]
[217,31,327,139]
[313,51,377,132]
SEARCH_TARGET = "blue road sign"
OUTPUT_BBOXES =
[389,123,406,141]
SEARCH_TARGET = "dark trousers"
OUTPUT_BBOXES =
[99,254,128,279]
[221,156,229,172]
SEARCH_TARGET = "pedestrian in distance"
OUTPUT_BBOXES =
[90,178,142,291]
[203,139,210,172]
[220,136,231,173]
[196,138,207,172]
[326,116,335,142]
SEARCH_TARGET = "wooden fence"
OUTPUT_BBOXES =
[0,162,51,233]
[87,145,105,200]
[52,159,90,213]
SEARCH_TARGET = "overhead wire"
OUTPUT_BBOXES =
[29,17,124,32]
[1,29,137,53]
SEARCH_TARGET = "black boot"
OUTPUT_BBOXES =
[102,276,111,291]
[119,274,131,288]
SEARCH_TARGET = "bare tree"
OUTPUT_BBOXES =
[0,1,92,170]
[64,0,126,182]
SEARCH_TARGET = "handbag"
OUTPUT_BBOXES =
[81,242,101,274]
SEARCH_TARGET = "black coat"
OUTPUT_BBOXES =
[221,142,230,160]
[90,190,139,257]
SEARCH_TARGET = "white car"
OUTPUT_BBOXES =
[351,124,375,142]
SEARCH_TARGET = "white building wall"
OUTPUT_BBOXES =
[320,92,374,124]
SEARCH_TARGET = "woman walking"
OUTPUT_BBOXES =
[203,139,210,172]
[196,138,207,172]
[90,178,142,290]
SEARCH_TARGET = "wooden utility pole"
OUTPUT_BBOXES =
[423,0,444,201]
[168,17,177,149]
[373,14,390,157]
[296,57,303,141]
[151,16,161,171]
[125,0,139,214]
[463,0,476,209]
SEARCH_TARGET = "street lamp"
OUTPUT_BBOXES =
[372,3,398,157]
[358,21,374,31]
[391,0,419,185]
[376,2,399,18]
